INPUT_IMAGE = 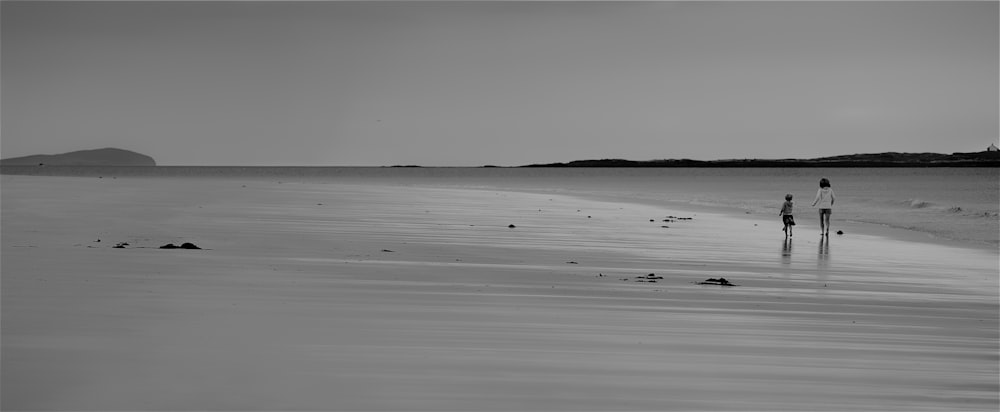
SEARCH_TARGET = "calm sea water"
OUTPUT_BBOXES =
[3,166,997,247]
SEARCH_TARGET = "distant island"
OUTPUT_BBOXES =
[522,151,1000,168]
[0,148,156,166]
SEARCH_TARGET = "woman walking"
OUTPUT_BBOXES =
[811,178,835,236]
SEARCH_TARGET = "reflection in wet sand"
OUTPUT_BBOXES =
[781,238,793,265]
[818,236,830,267]
[816,236,831,291]
[2,176,996,411]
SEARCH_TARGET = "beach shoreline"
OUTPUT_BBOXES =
[2,175,997,410]
[547,187,1000,253]
[7,165,995,249]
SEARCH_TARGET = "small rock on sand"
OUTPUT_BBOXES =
[160,242,202,250]
[698,277,736,286]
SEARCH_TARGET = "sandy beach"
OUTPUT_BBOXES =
[2,175,997,411]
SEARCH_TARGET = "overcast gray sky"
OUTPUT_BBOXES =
[2,1,997,166]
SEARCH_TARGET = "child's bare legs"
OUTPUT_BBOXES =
[819,210,831,235]
[782,217,793,237]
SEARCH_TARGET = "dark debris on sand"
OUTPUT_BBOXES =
[635,273,665,283]
[615,273,665,283]
[698,277,738,286]
[652,216,694,226]
[159,242,202,250]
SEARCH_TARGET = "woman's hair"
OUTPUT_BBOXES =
[819,178,831,188]
[785,193,793,200]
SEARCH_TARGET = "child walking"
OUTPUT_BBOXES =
[811,177,835,236]
[779,193,795,237]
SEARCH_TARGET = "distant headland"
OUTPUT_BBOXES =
[521,151,1000,168]
[2,147,999,168]
[0,148,156,166]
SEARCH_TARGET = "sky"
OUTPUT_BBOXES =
[2,1,997,166]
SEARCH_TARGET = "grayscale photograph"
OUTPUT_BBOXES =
[2,1,998,410]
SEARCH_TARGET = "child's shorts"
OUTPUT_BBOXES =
[782,215,795,226]
[819,208,832,216]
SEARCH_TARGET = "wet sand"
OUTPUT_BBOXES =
[2,175,997,411]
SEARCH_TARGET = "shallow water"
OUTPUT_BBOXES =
[4,166,997,246]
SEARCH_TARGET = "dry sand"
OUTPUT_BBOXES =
[2,175,997,411]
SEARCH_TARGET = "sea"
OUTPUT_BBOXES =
[2,166,997,248]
